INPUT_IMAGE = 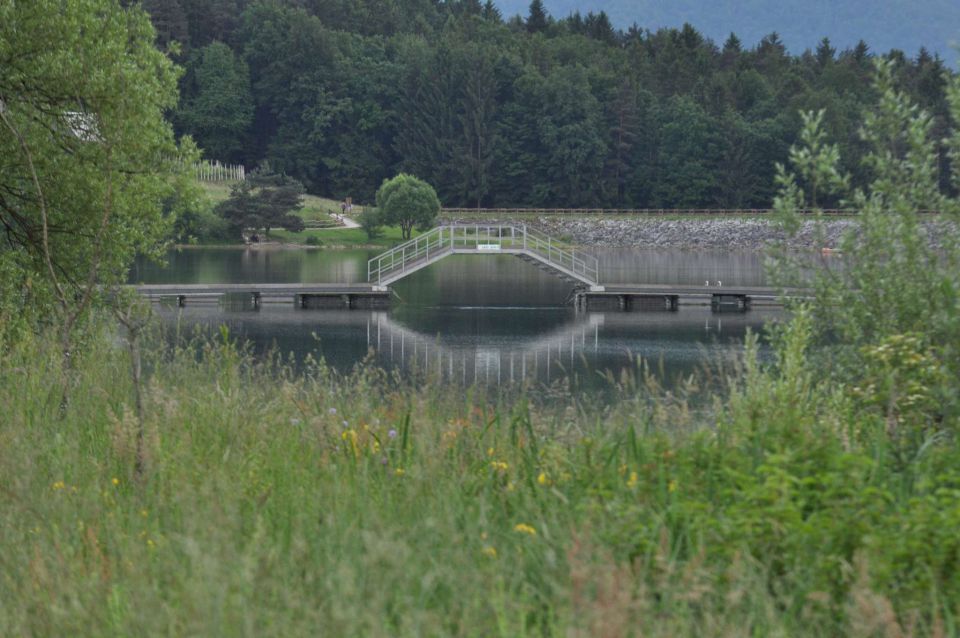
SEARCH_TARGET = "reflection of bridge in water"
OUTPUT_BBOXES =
[366,311,607,384]
[155,302,772,386]
[364,310,763,385]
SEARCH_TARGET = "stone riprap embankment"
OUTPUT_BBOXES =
[441,216,953,251]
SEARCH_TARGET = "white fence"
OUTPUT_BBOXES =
[194,161,245,182]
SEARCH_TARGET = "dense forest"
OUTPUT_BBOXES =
[138,0,956,208]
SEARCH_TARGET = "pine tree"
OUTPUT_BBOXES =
[586,11,615,44]
[604,79,642,206]
[816,37,836,68]
[481,0,502,22]
[526,0,548,34]
[142,0,190,53]
[459,47,499,208]
[177,43,253,163]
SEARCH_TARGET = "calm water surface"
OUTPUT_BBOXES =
[133,247,781,391]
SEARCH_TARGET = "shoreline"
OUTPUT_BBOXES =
[173,241,386,251]
[175,217,953,253]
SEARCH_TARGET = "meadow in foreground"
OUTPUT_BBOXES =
[1,311,958,637]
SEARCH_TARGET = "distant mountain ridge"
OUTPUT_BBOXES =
[496,0,960,62]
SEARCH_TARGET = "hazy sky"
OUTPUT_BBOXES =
[497,0,960,63]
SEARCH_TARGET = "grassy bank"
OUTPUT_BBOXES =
[198,181,347,227]
[195,182,418,248]
[270,226,420,248]
[1,314,958,636]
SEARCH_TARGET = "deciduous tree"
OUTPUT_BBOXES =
[376,174,440,239]
[1,0,186,291]
[0,0,191,402]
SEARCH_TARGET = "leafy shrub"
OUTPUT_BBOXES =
[359,207,384,240]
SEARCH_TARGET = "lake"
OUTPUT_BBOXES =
[132,246,782,392]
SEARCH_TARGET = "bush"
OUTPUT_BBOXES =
[771,60,960,447]
[305,236,321,246]
[359,207,384,240]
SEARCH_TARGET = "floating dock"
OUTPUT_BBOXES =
[134,283,392,310]
[574,285,799,312]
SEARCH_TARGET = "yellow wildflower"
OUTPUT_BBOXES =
[140,509,149,518]
[537,472,550,486]
[668,480,678,493]
[487,447,495,457]
[52,481,66,491]
[394,468,406,477]
[627,471,639,489]
[482,546,498,558]
[513,523,537,536]
[111,477,120,486]
[490,460,508,472]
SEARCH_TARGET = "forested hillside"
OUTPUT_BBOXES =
[140,0,956,208]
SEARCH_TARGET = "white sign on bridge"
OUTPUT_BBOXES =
[477,244,501,251]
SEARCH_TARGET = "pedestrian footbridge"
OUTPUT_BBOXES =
[367,224,603,290]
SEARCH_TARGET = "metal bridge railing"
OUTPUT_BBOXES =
[521,225,599,285]
[367,224,601,287]
[367,226,452,286]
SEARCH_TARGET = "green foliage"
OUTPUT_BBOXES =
[649,96,723,207]
[375,174,440,239]
[171,194,231,244]
[0,0,191,311]
[177,42,253,163]
[772,59,960,453]
[142,0,190,54]
[2,313,959,634]
[526,0,550,33]
[215,167,306,238]
[358,207,384,240]
[146,2,956,209]
[850,334,951,449]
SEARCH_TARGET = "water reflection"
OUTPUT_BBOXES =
[138,246,786,394]
[158,304,779,389]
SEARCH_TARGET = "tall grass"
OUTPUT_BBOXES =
[1,312,958,636]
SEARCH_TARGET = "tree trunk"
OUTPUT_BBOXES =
[129,328,146,478]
